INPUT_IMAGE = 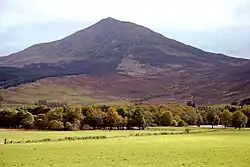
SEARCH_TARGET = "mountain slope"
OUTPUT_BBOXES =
[0,17,249,105]
[0,17,246,68]
[2,63,250,106]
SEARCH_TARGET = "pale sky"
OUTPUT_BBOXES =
[1,0,250,58]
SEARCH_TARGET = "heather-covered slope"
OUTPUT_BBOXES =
[0,17,249,105]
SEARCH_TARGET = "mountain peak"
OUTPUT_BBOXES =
[99,17,119,23]
[103,17,116,21]
[1,17,247,69]
[0,18,249,105]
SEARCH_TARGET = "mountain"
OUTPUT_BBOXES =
[0,17,247,68]
[0,17,249,106]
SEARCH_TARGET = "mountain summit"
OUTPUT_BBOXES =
[0,17,245,69]
[0,18,249,105]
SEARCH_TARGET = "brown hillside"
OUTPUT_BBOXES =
[0,17,250,105]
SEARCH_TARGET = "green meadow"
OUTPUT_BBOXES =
[1,129,250,167]
[0,127,210,142]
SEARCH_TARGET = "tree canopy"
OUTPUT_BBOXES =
[0,101,249,130]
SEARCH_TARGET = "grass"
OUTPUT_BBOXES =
[0,130,152,142]
[0,129,250,167]
[0,130,174,143]
[0,127,213,143]
[0,131,249,167]
[147,126,212,131]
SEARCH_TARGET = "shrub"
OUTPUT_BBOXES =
[220,109,233,128]
[160,111,173,126]
[71,120,81,131]
[85,115,103,129]
[178,120,187,127]
[206,109,220,128]
[23,113,35,129]
[34,114,47,130]
[230,101,238,106]
[185,128,190,134]
[232,110,248,129]
[172,120,178,127]
[65,122,73,131]
[48,120,64,130]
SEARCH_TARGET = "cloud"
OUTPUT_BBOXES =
[0,0,54,27]
[0,21,91,56]
[158,25,250,58]
[0,0,250,58]
[1,0,250,30]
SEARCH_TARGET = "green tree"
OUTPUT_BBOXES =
[72,120,82,130]
[178,120,187,127]
[20,111,34,129]
[104,107,123,129]
[186,110,198,125]
[0,109,17,128]
[14,110,26,126]
[64,107,83,122]
[65,122,73,130]
[232,110,248,129]
[172,120,178,126]
[142,108,154,126]
[230,101,238,106]
[0,95,3,108]
[186,100,195,107]
[64,120,82,131]
[85,108,106,129]
[116,107,128,118]
[122,117,128,129]
[206,109,220,128]
[198,109,208,124]
[14,110,34,129]
[220,109,232,128]
[242,105,250,127]
[34,114,47,130]
[130,108,147,130]
[160,111,173,126]
[180,113,190,126]
[26,105,50,115]
[196,113,204,126]
[85,115,104,129]
[48,120,64,130]
[152,109,162,126]
[45,107,64,122]
[174,115,181,123]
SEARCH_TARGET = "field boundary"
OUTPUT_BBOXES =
[1,129,220,145]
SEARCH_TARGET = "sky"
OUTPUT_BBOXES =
[0,0,250,58]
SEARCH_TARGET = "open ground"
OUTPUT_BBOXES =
[0,128,250,167]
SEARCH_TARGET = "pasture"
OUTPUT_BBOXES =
[0,129,250,167]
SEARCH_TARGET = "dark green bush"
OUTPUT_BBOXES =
[178,120,187,127]
[48,120,64,130]
[185,128,190,134]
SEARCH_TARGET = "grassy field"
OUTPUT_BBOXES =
[1,129,250,167]
[0,127,211,142]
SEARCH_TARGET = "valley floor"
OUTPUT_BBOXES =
[0,128,250,167]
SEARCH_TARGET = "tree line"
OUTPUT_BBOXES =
[0,100,249,130]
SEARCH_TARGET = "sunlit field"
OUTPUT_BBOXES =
[0,127,209,142]
[1,129,250,167]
